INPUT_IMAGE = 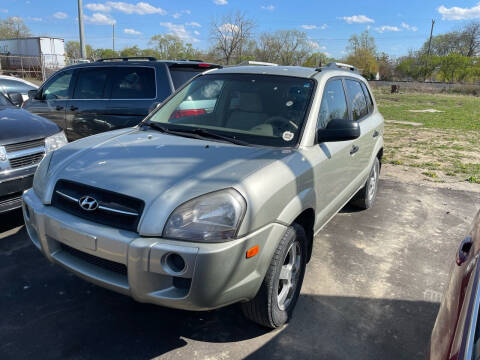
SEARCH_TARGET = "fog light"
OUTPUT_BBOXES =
[165,253,186,274]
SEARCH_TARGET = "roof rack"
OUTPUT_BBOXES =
[318,62,359,73]
[96,56,157,62]
[237,60,278,66]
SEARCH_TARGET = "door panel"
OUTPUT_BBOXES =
[65,68,110,140]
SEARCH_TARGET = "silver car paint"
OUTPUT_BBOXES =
[23,66,384,310]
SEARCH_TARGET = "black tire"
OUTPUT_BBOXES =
[241,223,307,329]
[351,157,380,210]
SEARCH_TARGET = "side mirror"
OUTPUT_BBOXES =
[28,89,39,100]
[317,119,360,143]
[8,92,24,107]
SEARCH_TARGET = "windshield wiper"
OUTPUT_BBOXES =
[145,122,249,146]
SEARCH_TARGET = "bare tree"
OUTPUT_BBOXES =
[0,17,31,39]
[460,21,480,56]
[255,30,313,65]
[210,12,255,64]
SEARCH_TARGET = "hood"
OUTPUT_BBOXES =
[0,107,60,145]
[47,128,291,235]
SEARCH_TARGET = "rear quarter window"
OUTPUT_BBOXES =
[169,68,204,89]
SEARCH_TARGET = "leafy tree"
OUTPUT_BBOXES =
[302,52,334,67]
[149,34,202,60]
[346,48,378,79]
[348,30,376,54]
[65,41,94,59]
[377,53,394,80]
[0,17,31,39]
[92,48,119,60]
[438,53,472,83]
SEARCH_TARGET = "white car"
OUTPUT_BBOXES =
[0,75,38,105]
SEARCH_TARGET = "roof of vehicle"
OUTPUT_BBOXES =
[210,63,363,79]
[0,75,38,88]
[61,58,221,71]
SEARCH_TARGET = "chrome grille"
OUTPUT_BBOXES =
[5,139,45,153]
[9,153,45,169]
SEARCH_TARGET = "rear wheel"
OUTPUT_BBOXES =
[351,157,380,210]
[241,223,307,328]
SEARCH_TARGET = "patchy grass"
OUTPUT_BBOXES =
[377,90,480,185]
[375,89,480,131]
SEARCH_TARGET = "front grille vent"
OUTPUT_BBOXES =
[9,153,44,169]
[51,180,144,232]
[5,139,45,153]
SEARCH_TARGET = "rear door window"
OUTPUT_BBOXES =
[318,79,349,129]
[361,82,374,112]
[111,67,156,99]
[73,68,109,99]
[345,79,368,120]
[169,68,204,89]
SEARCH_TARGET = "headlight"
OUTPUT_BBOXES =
[45,131,67,153]
[163,189,246,242]
[0,146,6,162]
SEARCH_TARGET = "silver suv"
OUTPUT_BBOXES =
[23,63,384,328]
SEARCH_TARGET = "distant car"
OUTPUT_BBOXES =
[22,57,221,141]
[0,91,67,213]
[428,209,480,359]
[0,75,38,106]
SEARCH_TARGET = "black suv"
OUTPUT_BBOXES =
[22,58,221,141]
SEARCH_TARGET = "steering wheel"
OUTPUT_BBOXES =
[265,116,298,136]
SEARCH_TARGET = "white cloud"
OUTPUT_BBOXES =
[375,25,401,33]
[219,23,239,34]
[214,0,228,5]
[339,15,374,24]
[84,13,116,25]
[185,21,201,27]
[171,10,191,19]
[124,28,141,35]
[308,40,326,51]
[301,25,318,30]
[261,5,275,11]
[85,2,166,15]
[53,11,68,19]
[172,12,181,19]
[29,17,43,21]
[438,3,480,20]
[401,22,418,31]
[0,8,8,13]
[160,22,199,42]
[320,24,328,30]
[193,30,200,35]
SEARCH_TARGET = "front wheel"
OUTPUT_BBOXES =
[241,223,307,328]
[351,157,380,210]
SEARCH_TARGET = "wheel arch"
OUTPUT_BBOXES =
[292,209,315,263]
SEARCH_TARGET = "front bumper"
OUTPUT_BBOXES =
[22,188,287,311]
[0,169,35,213]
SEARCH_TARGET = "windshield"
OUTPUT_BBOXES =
[148,73,314,147]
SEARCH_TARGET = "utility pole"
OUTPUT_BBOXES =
[427,19,435,57]
[77,0,87,59]
[112,23,115,52]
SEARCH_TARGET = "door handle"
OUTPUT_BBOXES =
[456,237,473,266]
[55,105,64,111]
[350,145,359,155]
[70,105,79,111]
[373,130,380,138]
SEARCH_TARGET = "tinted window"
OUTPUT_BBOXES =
[111,67,155,99]
[361,82,374,111]
[73,68,108,99]
[345,79,368,120]
[0,92,13,107]
[0,79,36,94]
[43,70,73,100]
[169,68,203,89]
[318,79,348,129]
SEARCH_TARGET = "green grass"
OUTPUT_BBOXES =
[374,91,480,131]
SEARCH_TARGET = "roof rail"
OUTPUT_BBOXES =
[96,56,157,62]
[237,60,278,66]
[320,62,359,73]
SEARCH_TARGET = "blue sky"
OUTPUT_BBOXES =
[1,0,480,58]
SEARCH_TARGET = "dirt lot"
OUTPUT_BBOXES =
[375,90,480,187]
[1,178,479,360]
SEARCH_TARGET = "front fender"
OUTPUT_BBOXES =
[276,187,316,227]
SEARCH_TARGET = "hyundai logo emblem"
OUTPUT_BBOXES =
[78,196,99,211]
